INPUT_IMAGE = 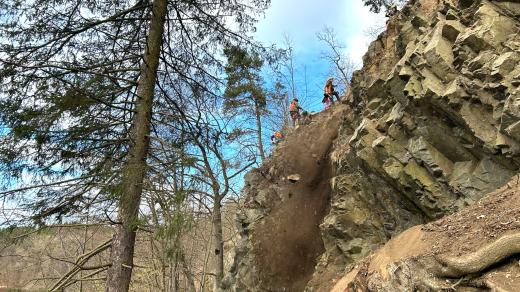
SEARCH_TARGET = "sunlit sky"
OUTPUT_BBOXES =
[254,0,386,111]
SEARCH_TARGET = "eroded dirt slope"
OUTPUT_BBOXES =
[222,105,348,291]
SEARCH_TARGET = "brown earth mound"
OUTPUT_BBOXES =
[238,104,348,291]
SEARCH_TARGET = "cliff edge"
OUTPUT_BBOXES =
[224,0,520,291]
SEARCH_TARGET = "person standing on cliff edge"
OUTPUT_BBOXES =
[289,97,302,127]
[324,77,340,102]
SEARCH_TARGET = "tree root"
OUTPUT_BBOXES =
[417,276,509,292]
[346,233,520,291]
[423,232,520,278]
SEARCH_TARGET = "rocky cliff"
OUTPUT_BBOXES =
[223,0,520,291]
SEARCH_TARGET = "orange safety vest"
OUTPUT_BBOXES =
[324,81,334,94]
[289,101,299,111]
[274,131,282,138]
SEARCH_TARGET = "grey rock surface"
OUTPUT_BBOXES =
[224,0,520,291]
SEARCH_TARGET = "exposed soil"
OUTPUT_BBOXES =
[368,225,429,280]
[422,175,520,257]
[250,105,348,291]
[332,175,520,291]
[253,160,332,291]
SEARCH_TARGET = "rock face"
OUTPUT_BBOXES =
[224,0,520,291]
[332,178,520,291]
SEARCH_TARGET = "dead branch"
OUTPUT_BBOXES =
[49,239,112,291]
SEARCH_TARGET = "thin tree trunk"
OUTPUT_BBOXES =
[287,46,296,99]
[180,252,196,292]
[200,218,214,291]
[105,0,167,291]
[212,197,224,291]
[254,100,265,161]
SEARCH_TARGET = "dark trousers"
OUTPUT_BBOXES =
[326,91,340,102]
[290,111,299,126]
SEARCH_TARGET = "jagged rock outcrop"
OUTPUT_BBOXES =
[222,106,347,291]
[332,178,520,291]
[224,0,520,291]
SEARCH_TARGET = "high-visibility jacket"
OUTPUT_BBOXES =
[274,131,282,138]
[289,101,299,112]
[324,81,334,94]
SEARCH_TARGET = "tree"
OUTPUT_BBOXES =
[223,45,267,161]
[171,95,256,290]
[105,2,168,290]
[317,26,356,92]
[0,0,269,290]
[282,34,297,101]
[362,0,390,13]
[266,81,290,133]
[362,0,407,13]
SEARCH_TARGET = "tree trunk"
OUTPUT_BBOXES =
[212,197,224,291]
[180,251,196,292]
[105,0,167,291]
[254,100,266,161]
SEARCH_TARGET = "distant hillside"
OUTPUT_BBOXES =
[0,203,239,291]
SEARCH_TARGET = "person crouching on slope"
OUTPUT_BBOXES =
[289,97,301,127]
[324,77,340,102]
[271,131,282,145]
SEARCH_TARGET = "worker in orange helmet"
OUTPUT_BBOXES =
[271,131,283,145]
[289,97,302,127]
[324,77,340,102]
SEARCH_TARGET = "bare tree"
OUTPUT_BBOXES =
[363,24,386,40]
[182,100,256,290]
[317,26,356,92]
[282,34,297,101]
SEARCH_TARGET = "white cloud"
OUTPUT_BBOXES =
[254,0,388,111]
[256,0,386,63]
[343,1,387,66]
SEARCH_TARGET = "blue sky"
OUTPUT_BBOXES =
[255,0,386,111]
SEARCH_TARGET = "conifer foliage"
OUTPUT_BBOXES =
[362,0,390,13]
[223,45,267,161]
[0,0,269,290]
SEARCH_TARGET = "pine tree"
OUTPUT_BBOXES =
[363,0,386,13]
[0,0,269,290]
[223,45,267,161]
[362,0,406,13]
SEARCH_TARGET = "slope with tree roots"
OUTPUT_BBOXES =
[333,177,520,291]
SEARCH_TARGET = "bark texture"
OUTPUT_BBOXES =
[255,100,266,161]
[105,0,168,291]
[426,232,520,278]
[212,198,225,291]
